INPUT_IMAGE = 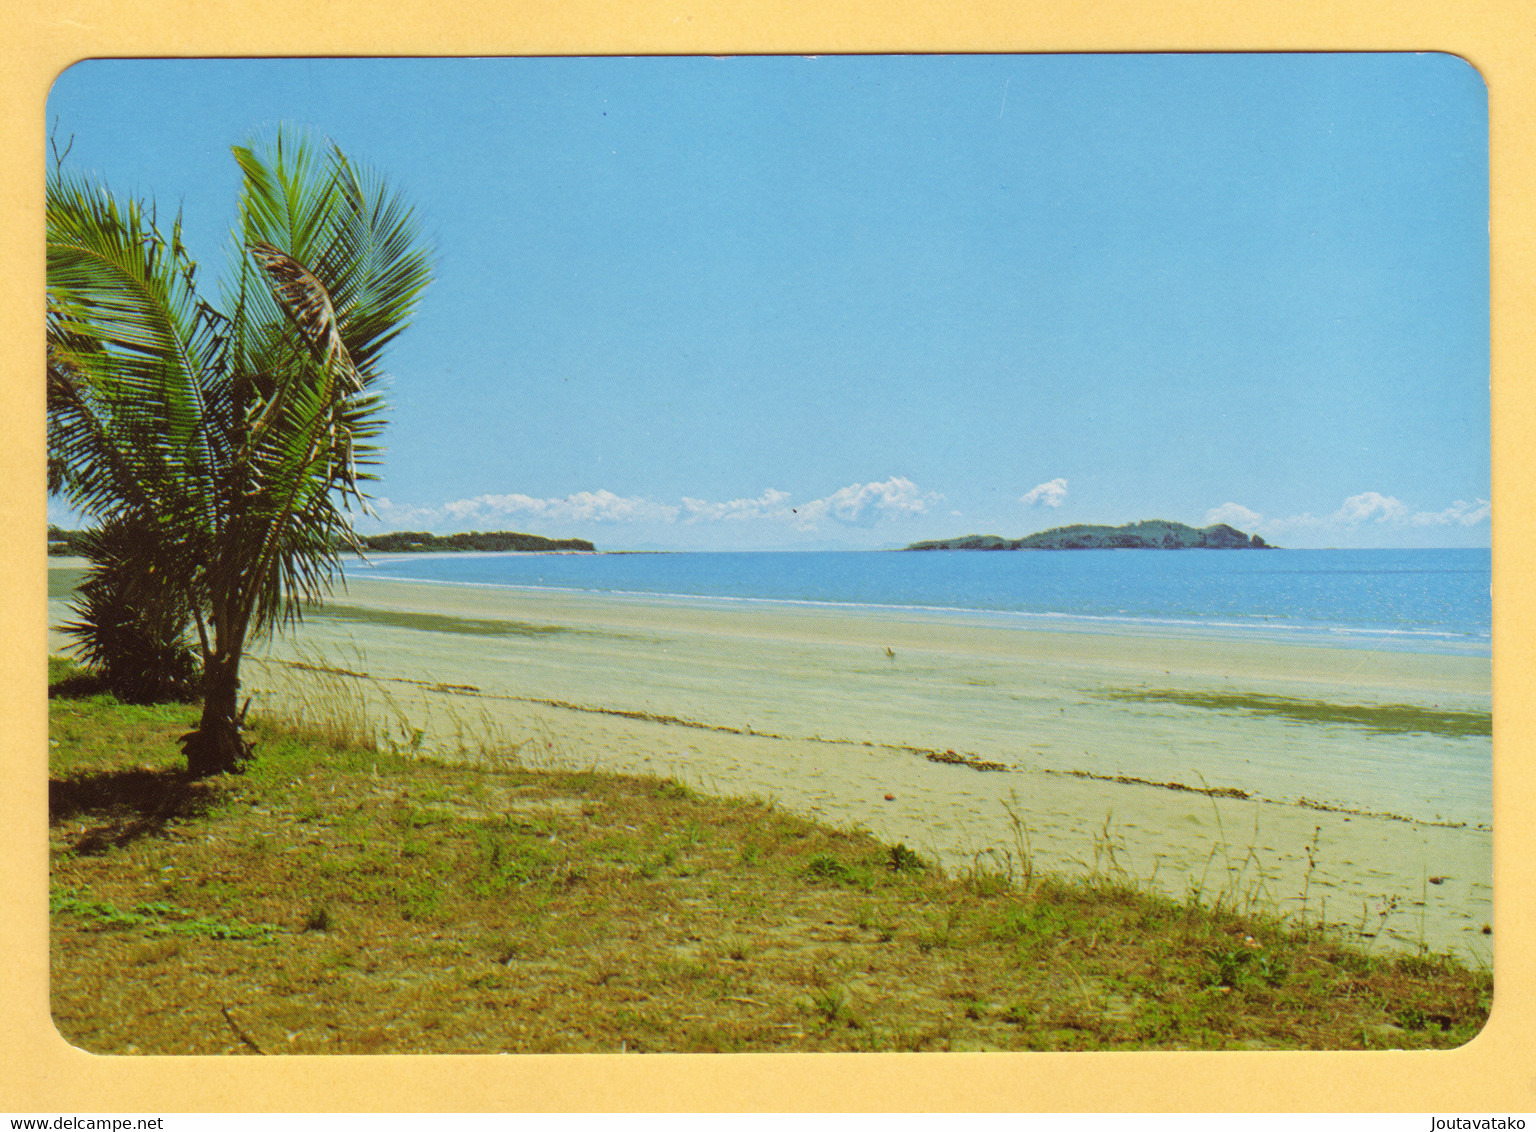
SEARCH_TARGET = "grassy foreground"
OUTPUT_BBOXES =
[48,659,1490,1054]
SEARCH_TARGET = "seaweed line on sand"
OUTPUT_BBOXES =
[1294,795,1480,831]
[274,660,1011,773]
[1048,767,1250,799]
[1043,766,1479,831]
[907,746,1011,772]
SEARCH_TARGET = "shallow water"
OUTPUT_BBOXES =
[357,546,1493,656]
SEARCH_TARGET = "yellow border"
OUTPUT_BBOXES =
[4,0,1529,1112]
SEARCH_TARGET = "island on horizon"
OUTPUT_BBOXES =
[905,519,1275,552]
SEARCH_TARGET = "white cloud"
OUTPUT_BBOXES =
[370,478,941,533]
[1334,492,1409,525]
[1204,502,1263,528]
[439,490,681,524]
[792,477,942,529]
[1411,498,1491,527]
[369,497,446,527]
[1103,491,1490,547]
[680,488,792,522]
[1331,492,1489,529]
[1021,478,1068,508]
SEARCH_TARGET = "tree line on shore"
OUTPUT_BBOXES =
[50,526,594,556]
[358,530,594,553]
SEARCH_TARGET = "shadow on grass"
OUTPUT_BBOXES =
[50,768,221,854]
[47,671,111,700]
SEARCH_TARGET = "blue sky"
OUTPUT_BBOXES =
[46,54,1489,550]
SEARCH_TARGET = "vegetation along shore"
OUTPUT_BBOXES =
[48,526,595,557]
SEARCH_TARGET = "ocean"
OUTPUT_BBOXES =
[352,547,1492,658]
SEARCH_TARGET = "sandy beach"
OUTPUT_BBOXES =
[48,560,1493,957]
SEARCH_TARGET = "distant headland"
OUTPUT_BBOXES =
[905,520,1274,552]
[47,526,596,556]
[357,530,596,554]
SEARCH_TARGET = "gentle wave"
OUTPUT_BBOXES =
[347,563,1491,656]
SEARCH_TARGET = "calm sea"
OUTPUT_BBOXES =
[352,547,1491,657]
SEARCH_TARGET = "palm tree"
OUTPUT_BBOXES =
[47,127,433,775]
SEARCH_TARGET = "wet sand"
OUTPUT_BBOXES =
[48,562,1493,957]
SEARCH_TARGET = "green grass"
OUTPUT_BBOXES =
[1103,688,1491,738]
[47,656,1491,1054]
[50,891,276,941]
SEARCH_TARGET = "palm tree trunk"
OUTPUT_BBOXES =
[183,647,251,776]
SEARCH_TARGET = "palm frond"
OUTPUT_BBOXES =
[46,168,225,535]
[212,127,433,639]
[248,241,361,390]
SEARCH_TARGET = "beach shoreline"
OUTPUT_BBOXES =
[47,560,1494,957]
[349,547,1494,659]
